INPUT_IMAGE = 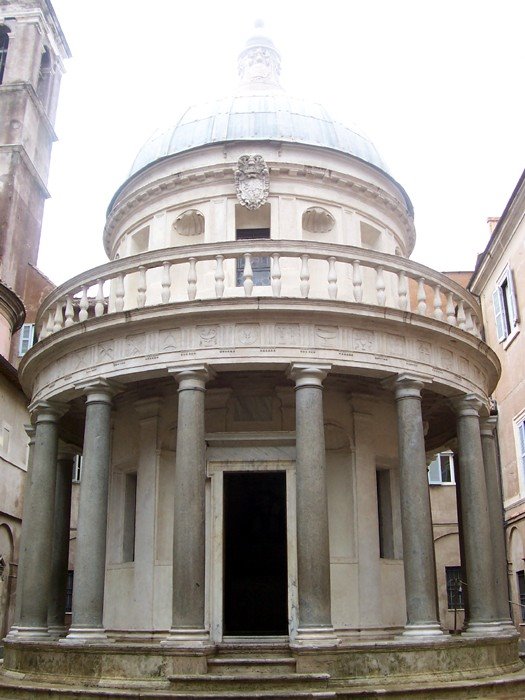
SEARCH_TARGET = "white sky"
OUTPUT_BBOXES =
[40,0,525,284]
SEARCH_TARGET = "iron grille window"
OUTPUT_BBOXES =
[236,228,271,286]
[446,566,464,609]
[517,570,525,623]
[65,570,74,613]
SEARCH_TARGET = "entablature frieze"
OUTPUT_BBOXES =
[21,303,499,408]
[104,159,415,256]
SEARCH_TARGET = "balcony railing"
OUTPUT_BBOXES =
[37,240,482,341]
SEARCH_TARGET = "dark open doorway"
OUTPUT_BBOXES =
[223,471,288,635]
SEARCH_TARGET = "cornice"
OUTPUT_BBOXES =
[469,170,525,293]
[20,296,499,406]
[0,81,58,142]
[0,144,50,197]
[103,161,416,257]
[0,280,26,333]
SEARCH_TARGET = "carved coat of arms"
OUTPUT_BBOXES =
[235,154,269,210]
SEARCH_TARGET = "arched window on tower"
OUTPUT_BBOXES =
[0,26,10,84]
[37,46,53,107]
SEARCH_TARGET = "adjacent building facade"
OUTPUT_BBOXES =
[470,170,525,640]
[0,0,69,642]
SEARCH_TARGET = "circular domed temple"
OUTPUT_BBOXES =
[2,24,524,699]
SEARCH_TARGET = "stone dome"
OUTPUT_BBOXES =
[129,25,389,177]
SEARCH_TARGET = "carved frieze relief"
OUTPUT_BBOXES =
[28,317,496,405]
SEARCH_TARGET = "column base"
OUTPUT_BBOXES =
[290,626,339,648]
[398,622,445,639]
[47,624,69,639]
[61,626,109,644]
[463,620,508,637]
[161,627,212,649]
[10,625,52,640]
[495,619,519,634]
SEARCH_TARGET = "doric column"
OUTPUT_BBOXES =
[47,446,76,636]
[351,395,383,634]
[133,398,163,630]
[65,380,120,642]
[17,401,66,638]
[289,363,336,646]
[394,375,442,637]
[480,416,514,630]
[8,425,36,638]
[453,395,500,634]
[163,365,214,647]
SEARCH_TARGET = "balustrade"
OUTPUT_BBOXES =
[36,241,482,342]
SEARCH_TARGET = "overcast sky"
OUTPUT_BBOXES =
[40,0,525,285]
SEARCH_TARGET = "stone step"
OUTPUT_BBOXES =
[207,655,296,675]
[168,672,331,692]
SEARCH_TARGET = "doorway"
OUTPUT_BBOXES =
[223,471,288,635]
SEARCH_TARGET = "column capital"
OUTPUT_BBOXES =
[451,393,486,418]
[24,423,36,440]
[57,442,79,461]
[29,399,68,423]
[392,373,429,400]
[169,364,215,392]
[75,378,124,404]
[480,415,498,437]
[288,363,331,389]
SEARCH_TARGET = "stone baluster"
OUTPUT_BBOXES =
[352,260,363,302]
[214,255,225,298]
[271,253,282,297]
[95,280,105,317]
[53,302,64,333]
[453,395,500,634]
[417,278,427,315]
[375,265,386,306]
[161,262,172,303]
[243,253,253,296]
[397,271,408,310]
[48,446,76,637]
[465,308,474,333]
[136,268,146,309]
[188,258,197,300]
[289,363,337,647]
[17,401,67,638]
[163,365,214,647]
[480,416,514,630]
[79,286,89,322]
[64,296,74,327]
[457,301,466,329]
[45,309,54,337]
[115,273,125,312]
[65,380,121,642]
[394,375,443,636]
[300,255,310,298]
[446,292,456,325]
[433,284,443,320]
[327,256,337,300]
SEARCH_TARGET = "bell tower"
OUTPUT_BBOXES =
[0,0,69,360]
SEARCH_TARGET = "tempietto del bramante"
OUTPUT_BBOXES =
[2,17,525,700]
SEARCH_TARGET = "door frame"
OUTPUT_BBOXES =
[206,439,297,643]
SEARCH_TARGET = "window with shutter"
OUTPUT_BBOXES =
[493,266,520,343]
[18,323,35,356]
